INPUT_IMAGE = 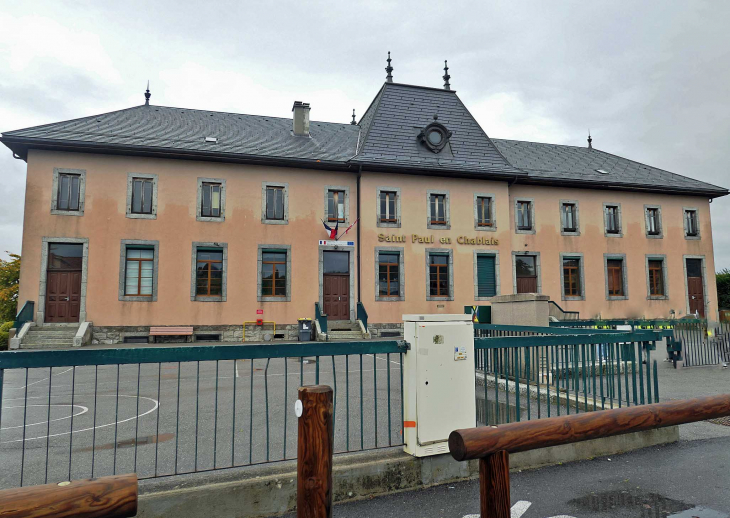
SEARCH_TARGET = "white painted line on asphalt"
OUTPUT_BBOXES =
[4,367,74,390]
[368,354,401,366]
[235,359,240,378]
[463,500,576,518]
[0,403,88,430]
[0,394,159,444]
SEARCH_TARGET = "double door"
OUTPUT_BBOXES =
[322,251,350,321]
[45,242,83,323]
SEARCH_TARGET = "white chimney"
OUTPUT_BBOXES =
[292,101,311,137]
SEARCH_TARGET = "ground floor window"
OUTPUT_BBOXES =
[379,252,400,297]
[648,259,665,297]
[261,251,287,297]
[515,255,538,293]
[125,248,154,296]
[429,253,449,297]
[562,258,582,297]
[196,249,224,296]
[476,254,497,297]
[606,257,626,298]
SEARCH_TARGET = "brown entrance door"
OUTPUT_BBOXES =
[45,243,83,323]
[686,258,705,318]
[515,255,538,294]
[322,251,350,321]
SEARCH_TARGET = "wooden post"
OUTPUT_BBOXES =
[297,385,334,518]
[0,473,137,518]
[479,451,510,518]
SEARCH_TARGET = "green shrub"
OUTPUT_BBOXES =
[0,320,13,350]
[718,269,730,310]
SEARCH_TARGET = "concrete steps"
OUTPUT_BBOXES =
[327,321,367,340]
[22,325,78,349]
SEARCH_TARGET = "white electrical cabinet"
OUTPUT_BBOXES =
[402,314,476,457]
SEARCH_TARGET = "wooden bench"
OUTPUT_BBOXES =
[149,326,194,343]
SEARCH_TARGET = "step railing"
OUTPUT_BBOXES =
[13,300,34,330]
[315,302,328,334]
[356,302,368,333]
[449,394,730,516]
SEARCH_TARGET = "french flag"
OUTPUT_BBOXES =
[322,220,338,239]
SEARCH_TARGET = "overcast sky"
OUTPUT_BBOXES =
[1,1,728,268]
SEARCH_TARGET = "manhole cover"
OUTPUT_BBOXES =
[708,416,730,427]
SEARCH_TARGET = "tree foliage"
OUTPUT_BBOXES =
[718,268,730,310]
[0,253,20,322]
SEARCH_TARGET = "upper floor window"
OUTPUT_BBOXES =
[430,194,447,225]
[201,183,222,218]
[562,203,577,232]
[476,196,493,227]
[327,189,346,222]
[605,205,621,235]
[266,186,285,221]
[52,168,86,216]
[685,209,699,237]
[516,201,533,231]
[646,207,661,236]
[131,178,154,214]
[606,259,625,297]
[379,191,398,223]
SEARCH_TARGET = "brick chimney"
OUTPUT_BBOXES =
[292,101,311,137]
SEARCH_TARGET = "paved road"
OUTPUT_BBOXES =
[278,437,730,518]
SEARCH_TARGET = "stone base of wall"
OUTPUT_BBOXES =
[91,324,299,345]
[367,322,404,338]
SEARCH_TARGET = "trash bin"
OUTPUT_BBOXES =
[298,318,313,341]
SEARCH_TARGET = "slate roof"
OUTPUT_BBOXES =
[1,105,360,165]
[1,82,726,197]
[351,83,523,177]
[492,139,727,196]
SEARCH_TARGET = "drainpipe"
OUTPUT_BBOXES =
[357,166,362,304]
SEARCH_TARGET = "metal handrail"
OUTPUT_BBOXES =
[12,300,34,330]
[357,302,368,332]
[315,302,328,334]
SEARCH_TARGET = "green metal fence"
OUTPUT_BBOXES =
[474,329,663,426]
[0,341,406,489]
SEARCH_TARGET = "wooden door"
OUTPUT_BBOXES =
[516,276,537,294]
[323,275,349,321]
[686,259,705,318]
[45,271,82,323]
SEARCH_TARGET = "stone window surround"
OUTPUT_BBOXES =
[514,197,536,235]
[473,250,500,301]
[603,253,628,300]
[318,244,356,320]
[261,182,289,225]
[559,199,580,236]
[425,248,454,301]
[51,168,86,216]
[126,172,158,220]
[324,185,350,226]
[643,204,663,239]
[196,177,227,222]
[190,242,228,302]
[426,189,450,230]
[511,251,542,294]
[559,252,586,301]
[37,237,89,324]
[258,244,292,302]
[682,254,708,317]
[474,193,497,232]
[603,202,623,238]
[375,246,405,301]
[645,254,669,300]
[683,207,701,240]
[118,239,160,302]
[376,186,402,228]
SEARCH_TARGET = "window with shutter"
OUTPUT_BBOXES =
[476,255,496,298]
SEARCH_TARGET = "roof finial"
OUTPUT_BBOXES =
[144,81,151,106]
[587,130,592,149]
[351,109,357,125]
[443,60,451,90]
[385,51,393,83]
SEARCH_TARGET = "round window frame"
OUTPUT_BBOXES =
[418,122,451,153]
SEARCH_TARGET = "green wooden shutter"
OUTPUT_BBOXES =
[477,255,496,297]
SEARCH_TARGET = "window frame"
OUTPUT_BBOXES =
[514,198,536,234]
[645,254,668,300]
[474,193,497,232]
[324,185,350,225]
[257,244,292,301]
[190,242,228,302]
[375,247,405,301]
[197,178,226,222]
[425,248,454,300]
[604,253,628,300]
[683,207,700,239]
[473,250,500,301]
[118,240,159,302]
[560,200,580,236]
[51,168,86,216]
[261,182,289,225]
[560,253,585,301]
[426,190,450,229]
[511,251,542,295]
[644,205,663,239]
[376,187,401,228]
[603,202,622,237]
[126,173,158,220]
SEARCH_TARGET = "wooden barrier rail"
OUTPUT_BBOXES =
[449,394,730,517]
[0,473,137,518]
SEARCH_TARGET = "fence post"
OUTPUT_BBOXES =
[297,385,334,518]
[479,450,511,518]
